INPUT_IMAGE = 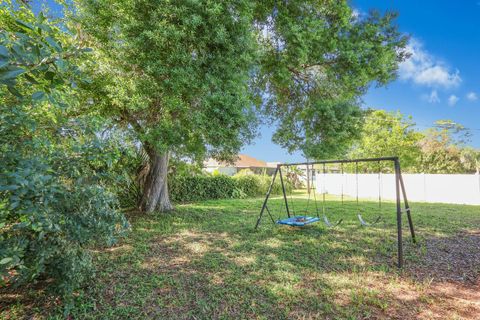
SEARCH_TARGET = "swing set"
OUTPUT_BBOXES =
[254,156,416,268]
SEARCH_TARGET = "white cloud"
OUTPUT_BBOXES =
[351,7,365,21]
[352,9,360,19]
[399,39,461,88]
[422,90,440,103]
[448,95,459,106]
[466,92,478,101]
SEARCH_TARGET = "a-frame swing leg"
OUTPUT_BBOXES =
[394,159,403,268]
[278,166,291,218]
[255,167,279,230]
[265,206,276,224]
[399,171,416,244]
[394,159,418,268]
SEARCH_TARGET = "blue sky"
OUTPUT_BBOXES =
[243,0,480,162]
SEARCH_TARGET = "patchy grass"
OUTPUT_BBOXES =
[1,193,480,319]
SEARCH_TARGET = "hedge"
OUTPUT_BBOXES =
[169,174,291,203]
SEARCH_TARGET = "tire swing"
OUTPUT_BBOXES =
[320,163,343,227]
[356,161,382,226]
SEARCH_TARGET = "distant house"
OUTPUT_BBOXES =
[204,154,277,176]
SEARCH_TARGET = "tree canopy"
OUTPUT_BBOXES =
[349,110,423,172]
[76,0,258,162]
[254,3,408,158]
[74,0,408,212]
[418,120,473,173]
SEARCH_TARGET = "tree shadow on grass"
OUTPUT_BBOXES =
[109,215,479,319]
[2,197,480,319]
[169,197,480,318]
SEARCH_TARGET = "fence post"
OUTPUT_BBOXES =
[422,173,426,202]
[477,172,480,204]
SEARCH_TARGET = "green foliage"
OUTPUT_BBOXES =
[169,175,238,203]
[234,174,292,198]
[349,110,423,172]
[233,175,263,197]
[169,172,291,203]
[170,158,205,177]
[460,147,480,174]
[0,2,128,310]
[418,120,471,174]
[348,111,480,174]
[108,144,148,209]
[75,0,257,162]
[255,4,409,158]
[73,1,408,209]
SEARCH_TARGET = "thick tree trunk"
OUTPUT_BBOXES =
[139,148,173,213]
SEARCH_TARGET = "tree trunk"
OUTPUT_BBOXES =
[139,148,173,213]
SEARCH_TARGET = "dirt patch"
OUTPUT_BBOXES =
[408,281,480,320]
[408,231,480,284]
[391,231,480,319]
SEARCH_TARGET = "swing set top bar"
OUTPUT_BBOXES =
[277,156,399,167]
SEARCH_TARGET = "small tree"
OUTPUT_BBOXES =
[460,147,480,174]
[349,110,423,172]
[418,120,471,173]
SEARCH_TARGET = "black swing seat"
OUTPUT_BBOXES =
[358,214,381,226]
[276,216,320,227]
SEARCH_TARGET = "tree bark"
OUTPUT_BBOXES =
[139,148,173,213]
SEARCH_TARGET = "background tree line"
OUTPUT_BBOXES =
[349,110,480,174]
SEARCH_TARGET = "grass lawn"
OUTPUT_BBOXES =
[2,192,480,319]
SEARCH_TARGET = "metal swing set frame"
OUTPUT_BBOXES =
[254,156,416,268]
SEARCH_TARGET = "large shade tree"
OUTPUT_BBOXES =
[74,0,408,213]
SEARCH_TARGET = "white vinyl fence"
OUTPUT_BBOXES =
[315,173,480,205]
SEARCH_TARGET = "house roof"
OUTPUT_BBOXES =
[204,154,271,168]
[235,154,267,168]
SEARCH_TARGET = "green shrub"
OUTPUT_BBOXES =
[233,175,263,197]
[234,173,292,197]
[169,174,237,203]
[0,5,128,312]
[170,172,293,203]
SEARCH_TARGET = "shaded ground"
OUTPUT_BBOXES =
[1,194,480,319]
[409,231,480,283]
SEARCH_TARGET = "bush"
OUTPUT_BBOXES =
[265,175,293,195]
[169,172,292,203]
[234,173,292,197]
[234,175,263,197]
[169,174,237,203]
[0,5,128,312]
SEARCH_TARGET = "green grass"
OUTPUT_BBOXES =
[2,192,480,319]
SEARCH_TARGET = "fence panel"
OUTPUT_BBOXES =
[315,173,480,205]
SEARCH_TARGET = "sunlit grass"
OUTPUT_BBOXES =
[1,192,480,319]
